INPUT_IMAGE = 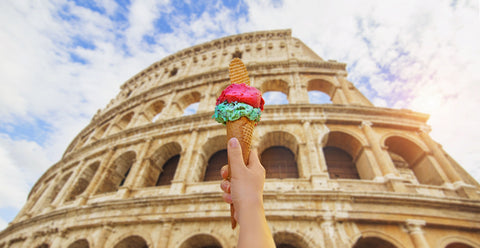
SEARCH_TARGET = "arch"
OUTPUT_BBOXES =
[65,161,100,202]
[445,243,475,248]
[113,235,149,248]
[35,244,50,248]
[261,79,289,105]
[178,234,223,248]
[178,91,201,116]
[92,123,109,141]
[261,146,298,178]
[439,236,480,248]
[258,131,300,179]
[146,99,165,122]
[43,171,73,205]
[67,239,89,248]
[307,79,335,104]
[144,142,182,187]
[204,149,227,181]
[274,231,311,248]
[323,131,366,180]
[352,230,405,248]
[95,151,136,194]
[201,135,227,182]
[117,111,134,130]
[353,237,398,248]
[384,135,444,185]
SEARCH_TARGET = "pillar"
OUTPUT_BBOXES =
[92,225,113,248]
[405,219,430,248]
[418,129,462,183]
[79,148,116,205]
[197,83,215,112]
[360,121,396,177]
[51,160,86,208]
[170,129,198,194]
[336,76,353,104]
[123,139,153,188]
[361,121,408,192]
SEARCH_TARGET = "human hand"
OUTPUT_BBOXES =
[220,137,266,224]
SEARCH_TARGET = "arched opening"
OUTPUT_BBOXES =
[113,235,148,248]
[263,91,288,105]
[446,242,475,248]
[353,236,397,248]
[204,149,227,181]
[385,136,444,185]
[178,92,201,116]
[308,91,332,104]
[144,142,182,187]
[65,161,100,202]
[156,155,180,186]
[44,172,73,204]
[67,239,89,248]
[117,112,134,130]
[324,147,359,179]
[389,151,418,184]
[274,231,309,248]
[258,131,300,179]
[261,147,298,179]
[145,100,165,122]
[323,131,365,180]
[179,234,222,248]
[307,79,335,103]
[95,151,136,194]
[91,123,109,142]
[261,79,289,105]
[201,135,227,182]
[183,102,199,116]
[36,244,49,248]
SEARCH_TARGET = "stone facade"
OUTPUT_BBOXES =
[0,29,479,248]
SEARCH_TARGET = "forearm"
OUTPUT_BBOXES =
[237,202,275,248]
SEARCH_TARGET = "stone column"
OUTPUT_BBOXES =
[79,148,116,205]
[30,169,66,214]
[123,139,153,188]
[170,129,198,194]
[360,121,396,177]
[197,83,215,112]
[92,225,114,248]
[336,76,353,104]
[418,129,462,183]
[333,86,348,105]
[51,160,86,208]
[156,221,174,247]
[360,121,408,192]
[405,219,430,248]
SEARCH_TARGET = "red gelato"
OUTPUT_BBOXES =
[216,83,265,110]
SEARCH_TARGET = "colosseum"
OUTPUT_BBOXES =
[0,29,479,248]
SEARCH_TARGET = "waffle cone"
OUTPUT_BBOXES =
[226,116,255,164]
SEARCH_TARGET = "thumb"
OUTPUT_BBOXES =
[228,138,246,176]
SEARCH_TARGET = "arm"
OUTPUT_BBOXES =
[220,138,275,248]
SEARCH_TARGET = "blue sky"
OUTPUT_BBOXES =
[1,0,479,230]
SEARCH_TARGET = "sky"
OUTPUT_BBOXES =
[0,0,479,230]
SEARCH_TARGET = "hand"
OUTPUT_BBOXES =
[220,137,266,224]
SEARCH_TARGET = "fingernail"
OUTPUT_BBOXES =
[229,137,239,148]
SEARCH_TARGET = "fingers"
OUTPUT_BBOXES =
[221,165,229,180]
[222,192,232,204]
[227,138,246,175]
[220,179,230,193]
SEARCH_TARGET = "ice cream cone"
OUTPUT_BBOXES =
[226,116,255,164]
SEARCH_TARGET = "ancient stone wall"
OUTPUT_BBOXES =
[1,30,479,248]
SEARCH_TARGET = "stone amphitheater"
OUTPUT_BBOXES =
[1,29,479,248]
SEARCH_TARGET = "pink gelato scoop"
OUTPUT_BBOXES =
[216,83,265,111]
